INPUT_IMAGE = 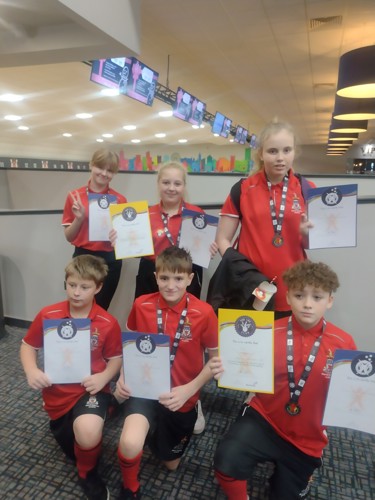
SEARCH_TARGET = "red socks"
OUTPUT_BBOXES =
[74,440,102,479]
[118,448,143,493]
[215,469,248,499]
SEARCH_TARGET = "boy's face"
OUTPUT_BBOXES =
[155,269,194,306]
[65,273,102,313]
[286,285,333,329]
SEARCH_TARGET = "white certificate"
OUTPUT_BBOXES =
[218,309,274,393]
[110,201,154,259]
[179,209,218,268]
[122,332,171,400]
[322,349,375,435]
[306,184,357,249]
[43,318,91,384]
[88,193,117,241]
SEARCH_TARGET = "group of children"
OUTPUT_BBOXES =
[20,245,356,500]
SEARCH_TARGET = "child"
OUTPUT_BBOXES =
[210,260,357,500]
[115,246,218,499]
[20,255,122,500]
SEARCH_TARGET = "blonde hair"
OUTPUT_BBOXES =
[65,255,108,287]
[90,148,119,174]
[252,119,299,175]
[157,161,187,185]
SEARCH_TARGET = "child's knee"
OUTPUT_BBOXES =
[73,414,103,447]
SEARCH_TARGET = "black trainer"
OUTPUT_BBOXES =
[118,486,141,499]
[78,467,110,500]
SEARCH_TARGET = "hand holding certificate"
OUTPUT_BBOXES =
[88,193,117,241]
[323,349,375,435]
[306,184,357,249]
[218,309,274,393]
[110,201,154,259]
[122,332,171,400]
[43,318,91,384]
[179,209,219,268]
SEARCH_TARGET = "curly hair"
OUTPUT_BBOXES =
[283,260,339,293]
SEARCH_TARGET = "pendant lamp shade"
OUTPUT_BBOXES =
[333,95,375,120]
[337,45,375,98]
[330,118,367,133]
[328,131,359,141]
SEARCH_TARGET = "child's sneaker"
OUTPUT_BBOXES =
[78,467,110,500]
[118,486,141,499]
[193,400,206,434]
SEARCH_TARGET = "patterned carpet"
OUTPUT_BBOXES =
[1,326,374,500]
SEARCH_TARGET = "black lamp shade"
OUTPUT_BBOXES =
[337,45,375,98]
[333,95,375,120]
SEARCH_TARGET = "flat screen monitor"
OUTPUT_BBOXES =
[234,126,248,145]
[90,57,159,106]
[173,87,206,126]
[212,112,232,138]
[250,133,258,148]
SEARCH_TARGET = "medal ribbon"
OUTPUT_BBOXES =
[286,317,325,409]
[160,203,184,247]
[267,175,289,240]
[156,295,189,368]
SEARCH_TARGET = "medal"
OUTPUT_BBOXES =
[285,402,301,416]
[272,235,284,247]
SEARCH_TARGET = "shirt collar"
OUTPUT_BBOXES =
[158,293,189,313]
[292,316,325,338]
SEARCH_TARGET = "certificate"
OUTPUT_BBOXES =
[322,350,375,435]
[110,201,154,259]
[306,184,357,249]
[122,332,171,400]
[179,209,218,268]
[88,193,117,241]
[43,319,91,384]
[218,309,274,393]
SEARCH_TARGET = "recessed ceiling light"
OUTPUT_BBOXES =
[62,133,72,137]
[192,125,199,129]
[123,125,137,131]
[75,113,93,119]
[213,133,220,137]
[18,125,29,131]
[158,110,173,117]
[229,139,234,143]
[131,139,141,143]
[102,133,113,138]
[4,114,22,121]
[178,139,187,143]
[200,124,205,129]
[100,88,120,97]
[96,138,104,143]
[0,93,24,102]
[155,133,166,138]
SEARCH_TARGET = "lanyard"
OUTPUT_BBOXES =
[160,203,184,247]
[285,317,325,416]
[267,175,289,247]
[156,295,189,368]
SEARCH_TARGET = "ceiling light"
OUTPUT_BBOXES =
[96,138,104,143]
[75,113,93,119]
[200,124,205,129]
[131,139,141,143]
[62,133,72,137]
[328,132,359,141]
[0,93,24,102]
[155,133,166,138]
[337,45,375,98]
[102,133,113,138]
[100,88,120,97]
[327,142,352,147]
[330,118,367,133]
[4,114,22,121]
[178,139,187,143]
[191,125,199,129]
[123,125,137,131]
[213,133,219,137]
[158,110,173,117]
[18,125,29,131]
[333,95,375,120]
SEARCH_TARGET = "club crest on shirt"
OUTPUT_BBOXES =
[156,227,164,237]
[91,329,100,350]
[322,349,334,378]
[181,318,192,341]
[291,194,302,213]
[85,396,99,409]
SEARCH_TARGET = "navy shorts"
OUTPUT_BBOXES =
[123,397,197,461]
[214,406,322,500]
[49,391,111,460]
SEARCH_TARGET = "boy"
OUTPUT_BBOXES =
[20,255,122,500]
[210,260,357,500]
[115,246,218,499]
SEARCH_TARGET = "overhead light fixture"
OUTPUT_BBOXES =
[4,114,22,121]
[131,139,141,143]
[100,88,120,97]
[178,139,187,143]
[327,142,352,147]
[333,95,375,120]
[18,125,29,131]
[62,133,72,137]
[76,113,93,119]
[102,133,113,138]
[0,93,24,102]
[158,110,173,117]
[155,133,166,138]
[337,45,375,98]
[330,118,367,133]
[123,125,137,131]
[328,131,359,141]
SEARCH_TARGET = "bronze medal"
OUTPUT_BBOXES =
[272,235,284,247]
[285,402,301,416]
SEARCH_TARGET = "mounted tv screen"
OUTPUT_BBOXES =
[90,57,159,106]
[241,128,248,145]
[173,87,206,126]
[212,112,232,138]
[234,126,248,145]
[250,133,258,148]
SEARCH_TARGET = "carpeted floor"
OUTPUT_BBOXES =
[0,326,374,499]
